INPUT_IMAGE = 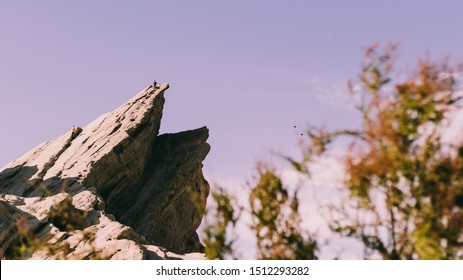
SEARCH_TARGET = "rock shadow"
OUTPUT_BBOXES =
[0,165,83,198]
[0,165,102,259]
[0,200,45,259]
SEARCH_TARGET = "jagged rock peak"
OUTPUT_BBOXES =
[0,83,210,259]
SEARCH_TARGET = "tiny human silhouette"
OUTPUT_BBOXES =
[71,125,82,139]
[153,80,159,88]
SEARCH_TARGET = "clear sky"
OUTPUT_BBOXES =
[2,0,463,174]
[1,0,463,258]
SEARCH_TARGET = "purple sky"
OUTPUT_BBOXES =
[2,1,463,176]
[2,1,463,257]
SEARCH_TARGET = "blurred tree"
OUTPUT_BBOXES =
[204,44,463,260]
[203,186,240,259]
[203,166,317,260]
[300,44,463,259]
[249,165,317,259]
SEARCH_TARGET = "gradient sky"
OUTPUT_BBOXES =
[2,1,463,258]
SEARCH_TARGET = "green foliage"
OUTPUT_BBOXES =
[249,166,317,259]
[6,195,104,260]
[203,167,317,260]
[203,186,240,259]
[302,44,463,259]
[205,44,463,260]
[7,216,41,259]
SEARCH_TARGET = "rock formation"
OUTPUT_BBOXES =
[0,83,210,259]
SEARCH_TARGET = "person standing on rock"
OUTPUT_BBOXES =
[153,80,159,89]
[72,125,78,138]
[71,125,82,139]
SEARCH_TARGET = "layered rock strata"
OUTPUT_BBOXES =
[0,84,210,259]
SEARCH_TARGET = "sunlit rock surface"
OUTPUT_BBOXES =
[0,84,210,259]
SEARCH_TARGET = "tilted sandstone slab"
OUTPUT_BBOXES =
[0,84,210,259]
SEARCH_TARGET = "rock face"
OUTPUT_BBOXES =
[0,84,210,259]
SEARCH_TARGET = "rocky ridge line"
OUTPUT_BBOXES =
[0,83,210,259]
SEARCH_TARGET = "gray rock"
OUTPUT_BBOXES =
[0,84,209,259]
